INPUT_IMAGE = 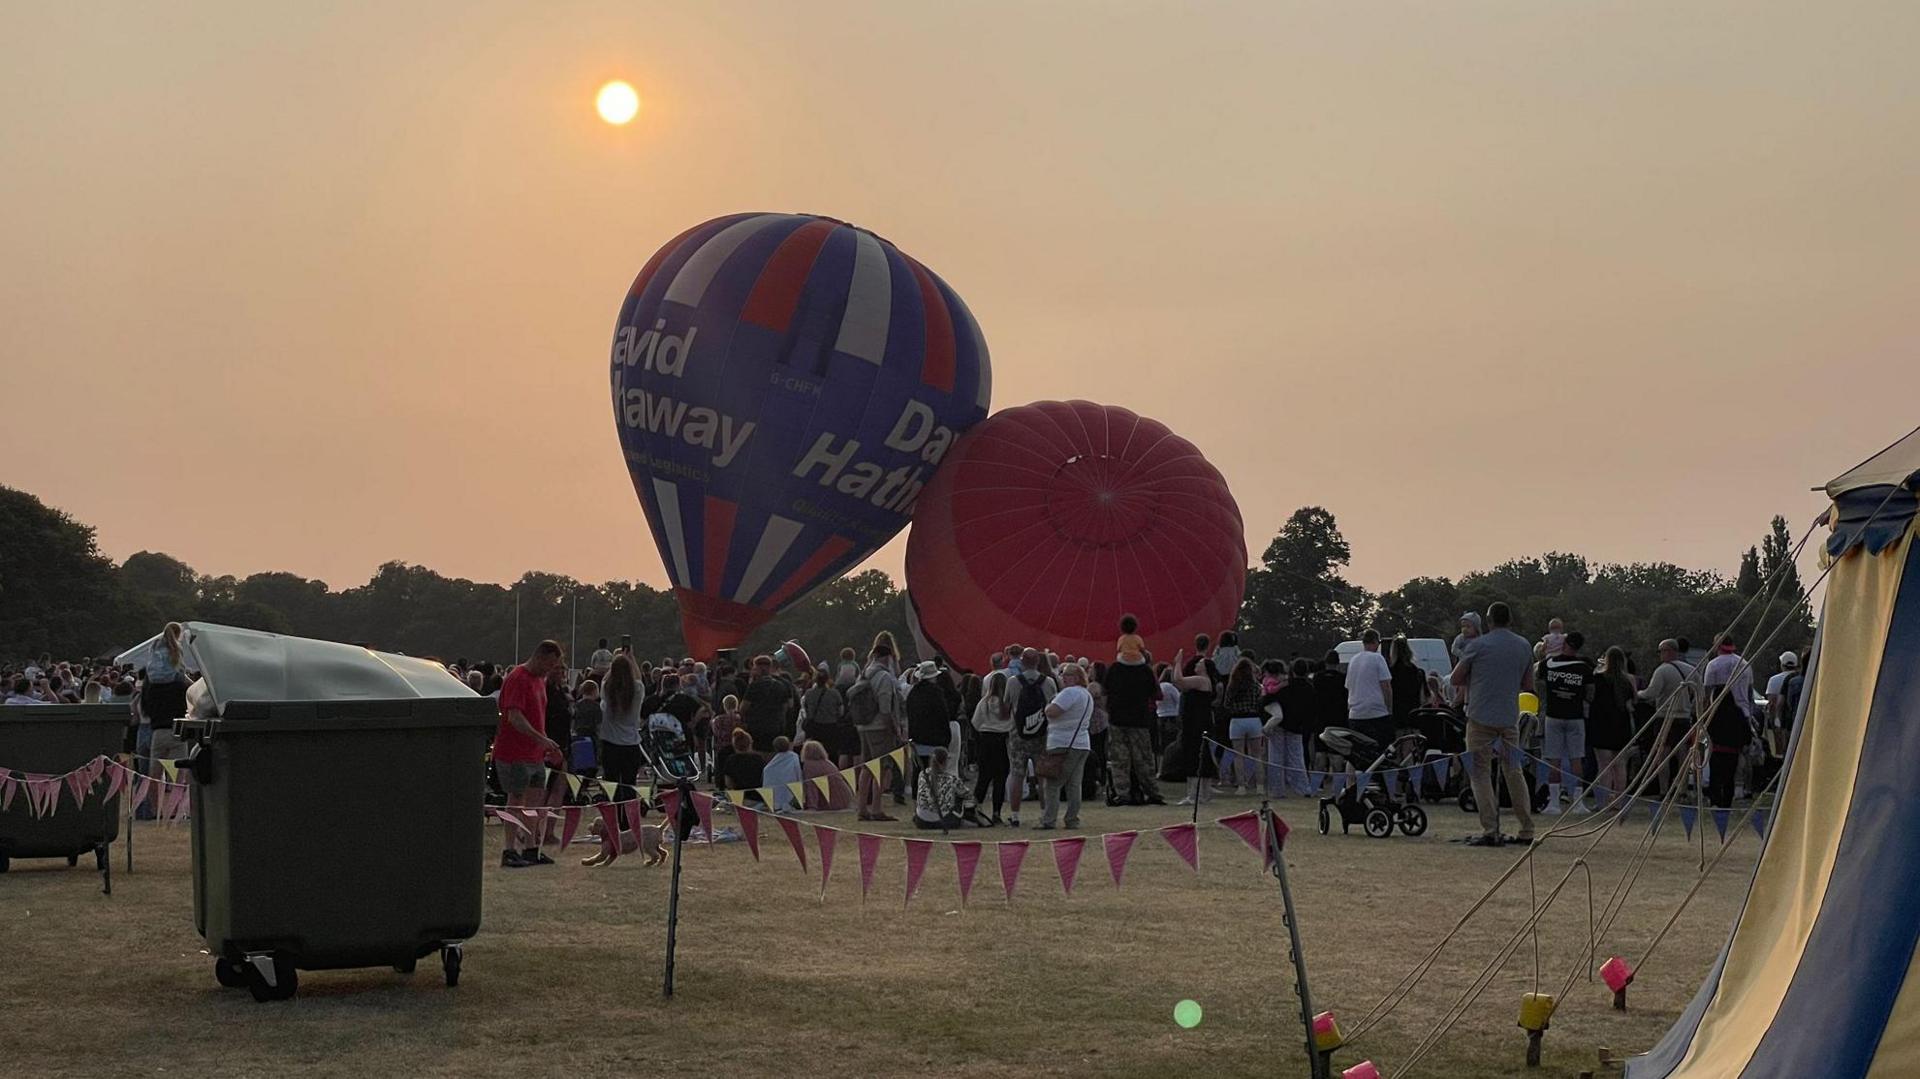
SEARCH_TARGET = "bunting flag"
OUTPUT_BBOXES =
[64,769,89,807]
[864,757,885,783]
[810,774,835,806]
[693,791,716,844]
[1308,769,1325,791]
[660,787,682,830]
[904,838,932,905]
[1053,837,1087,896]
[1679,805,1697,838]
[776,814,808,871]
[129,775,151,815]
[737,804,763,861]
[1354,770,1373,795]
[0,774,17,814]
[1751,806,1770,839]
[159,759,179,783]
[999,840,1030,901]
[785,781,806,808]
[816,826,837,898]
[953,841,982,905]
[559,806,583,850]
[588,803,617,861]
[1429,759,1448,791]
[1271,813,1291,852]
[1104,831,1138,887]
[1218,810,1270,868]
[567,773,583,798]
[1384,771,1400,799]
[1712,808,1730,840]
[858,833,883,901]
[102,764,127,802]
[1460,750,1476,774]
[163,783,191,822]
[1159,823,1199,871]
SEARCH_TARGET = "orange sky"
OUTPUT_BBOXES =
[3,2,1915,595]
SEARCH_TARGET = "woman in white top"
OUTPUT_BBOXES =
[970,670,1013,824]
[1037,663,1095,830]
[597,657,647,817]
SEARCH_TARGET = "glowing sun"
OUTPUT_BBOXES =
[596,80,640,125]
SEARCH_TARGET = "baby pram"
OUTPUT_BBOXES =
[1454,710,1548,815]
[1316,726,1429,838]
[638,712,704,786]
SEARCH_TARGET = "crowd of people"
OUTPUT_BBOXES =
[4,607,1805,862]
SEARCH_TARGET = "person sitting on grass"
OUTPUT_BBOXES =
[764,735,803,813]
[718,727,767,809]
[914,747,978,831]
[800,739,850,811]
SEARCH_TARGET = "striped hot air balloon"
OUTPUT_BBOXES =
[611,213,991,656]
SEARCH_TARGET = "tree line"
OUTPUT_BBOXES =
[2,484,1811,679]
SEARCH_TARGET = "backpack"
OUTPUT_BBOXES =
[1781,671,1806,728]
[804,684,843,727]
[1016,675,1050,739]
[846,675,881,729]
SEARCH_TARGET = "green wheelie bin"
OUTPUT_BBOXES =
[0,703,127,890]
[171,622,496,1002]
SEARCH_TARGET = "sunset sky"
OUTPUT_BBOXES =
[3,2,1916,596]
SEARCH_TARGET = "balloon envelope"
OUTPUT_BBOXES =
[904,400,1246,670]
[612,213,991,656]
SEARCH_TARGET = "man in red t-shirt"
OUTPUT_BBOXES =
[496,639,565,868]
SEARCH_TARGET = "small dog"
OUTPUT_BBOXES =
[582,815,667,867]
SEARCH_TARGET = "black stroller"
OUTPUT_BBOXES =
[1316,726,1429,838]
[1454,711,1549,815]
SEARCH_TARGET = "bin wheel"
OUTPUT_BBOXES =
[441,946,462,987]
[67,853,80,867]
[243,956,297,1002]
[1316,804,1331,836]
[214,958,248,989]
[1396,804,1429,837]
[1363,809,1394,838]
[394,958,417,975]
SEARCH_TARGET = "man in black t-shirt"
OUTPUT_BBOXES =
[1539,631,1596,813]
[1310,653,1348,794]
[740,655,799,751]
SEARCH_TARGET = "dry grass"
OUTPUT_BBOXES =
[0,797,1756,1078]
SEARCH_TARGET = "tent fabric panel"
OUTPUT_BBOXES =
[1661,526,1910,1078]
[1742,534,1920,1076]
[1826,424,1920,499]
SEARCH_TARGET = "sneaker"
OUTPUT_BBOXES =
[530,850,556,865]
[1037,823,1056,831]
[1008,813,1021,827]
[1175,797,1196,807]
[1544,798,1563,815]
[500,850,529,868]
[1464,834,1504,848]
[1064,819,1081,830]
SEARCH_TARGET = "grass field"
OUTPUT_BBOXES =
[0,796,1757,1078]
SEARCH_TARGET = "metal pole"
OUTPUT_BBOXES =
[1264,801,1327,1079]
[662,779,693,997]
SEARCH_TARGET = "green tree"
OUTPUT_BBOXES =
[0,486,139,658]
[1376,576,1462,640]
[1239,507,1373,658]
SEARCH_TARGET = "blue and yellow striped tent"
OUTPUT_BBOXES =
[1629,425,1920,1078]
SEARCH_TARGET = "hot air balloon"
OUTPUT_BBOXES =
[612,213,991,656]
[904,400,1246,670]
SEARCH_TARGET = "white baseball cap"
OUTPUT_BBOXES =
[1779,651,1799,669]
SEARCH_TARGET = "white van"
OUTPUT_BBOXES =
[1334,637,1454,688]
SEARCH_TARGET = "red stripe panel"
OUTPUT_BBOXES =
[702,496,739,597]
[740,219,837,332]
[628,221,707,300]
[761,535,855,612]
[906,258,956,393]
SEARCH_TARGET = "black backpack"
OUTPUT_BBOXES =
[1015,675,1050,738]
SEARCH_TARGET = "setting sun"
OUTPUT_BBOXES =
[595,80,639,125]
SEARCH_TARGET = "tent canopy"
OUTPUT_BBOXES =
[1826,424,1920,498]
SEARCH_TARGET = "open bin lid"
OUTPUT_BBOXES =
[177,622,478,715]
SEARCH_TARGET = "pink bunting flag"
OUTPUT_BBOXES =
[31,778,60,818]
[64,770,89,808]
[1052,837,1087,896]
[858,833,883,901]
[559,806,583,851]
[999,840,1030,902]
[693,791,715,844]
[903,838,933,906]
[660,787,680,826]
[163,783,191,823]
[953,841,982,906]
[776,815,808,872]
[1159,822,1199,872]
[1103,831,1139,887]
[594,803,622,862]
[816,826,837,898]
[1218,810,1271,868]
[102,764,127,802]
[131,775,153,814]
[737,804,762,862]
[0,774,16,814]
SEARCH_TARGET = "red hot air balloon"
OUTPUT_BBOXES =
[904,400,1246,671]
